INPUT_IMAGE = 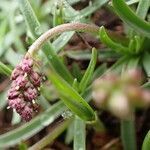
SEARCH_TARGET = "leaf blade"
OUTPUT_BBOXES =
[112,0,150,38]
[47,71,95,121]
[79,48,97,92]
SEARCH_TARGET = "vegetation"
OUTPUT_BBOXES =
[0,0,150,149]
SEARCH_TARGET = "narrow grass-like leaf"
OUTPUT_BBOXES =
[78,0,108,19]
[5,48,23,67]
[0,90,8,110]
[0,61,12,76]
[8,11,25,53]
[79,48,97,92]
[121,119,137,150]
[136,0,150,19]
[65,0,109,21]
[112,0,150,38]
[47,71,95,121]
[72,78,79,91]
[73,116,86,150]
[126,0,139,5]
[29,118,72,150]
[65,119,74,144]
[92,63,107,81]
[143,52,150,76]
[142,82,150,89]
[53,32,74,53]
[65,49,120,61]
[99,26,129,54]
[142,130,150,150]
[0,101,66,148]
[126,56,139,70]
[37,95,51,110]
[72,63,83,81]
[105,56,128,74]
[18,0,40,38]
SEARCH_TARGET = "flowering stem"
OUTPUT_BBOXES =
[121,114,137,150]
[26,23,99,57]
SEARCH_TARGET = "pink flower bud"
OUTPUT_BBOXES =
[8,88,20,99]
[21,58,33,73]
[30,71,42,87]
[11,66,23,80]
[8,98,25,113]
[20,106,33,121]
[15,75,28,88]
[24,87,38,101]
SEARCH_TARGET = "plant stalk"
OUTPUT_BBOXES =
[88,112,105,132]
[26,23,99,57]
[121,115,137,150]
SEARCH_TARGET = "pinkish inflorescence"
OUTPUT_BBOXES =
[8,57,43,121]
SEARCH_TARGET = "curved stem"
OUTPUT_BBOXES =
[26,23,99,57]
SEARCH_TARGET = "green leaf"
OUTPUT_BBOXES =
[73,116,86,150]
[52,0,109,53]
[18,143,28,150]
[0,101,66,148]
[142,82,150,89]
[136,0,150,19]
[126,0,139,5]
[8,11,25,53]
[29,118,72,150]
[78,0,108,19]
[106,56,128,74]
[0,61,12,76]
[71,63,83,81]
[52,32,75,53]
[143,52,150,76]
[65,49,120,61]
[126,56,139,70]
[5,48,23,67]
[65,0,109,21]
[18,0,40,39]
[79,48,97,92]
[47,71,95,121]
[99,26,129,54]
[121,119,137,150]
[112,0,150,38]
[92,63,107,80]
[65,119,74,144]
[142,130,150,150]
[0,90,8,110]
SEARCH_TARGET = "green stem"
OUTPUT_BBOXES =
[88,112,105,132]
[121,116,137,150]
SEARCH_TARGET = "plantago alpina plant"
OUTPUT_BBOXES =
[0,0,150,149]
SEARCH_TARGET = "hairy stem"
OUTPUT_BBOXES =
[26,23,99,57]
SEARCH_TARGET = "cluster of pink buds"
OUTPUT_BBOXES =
[7,57,43,121]
[92,70,150,120]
